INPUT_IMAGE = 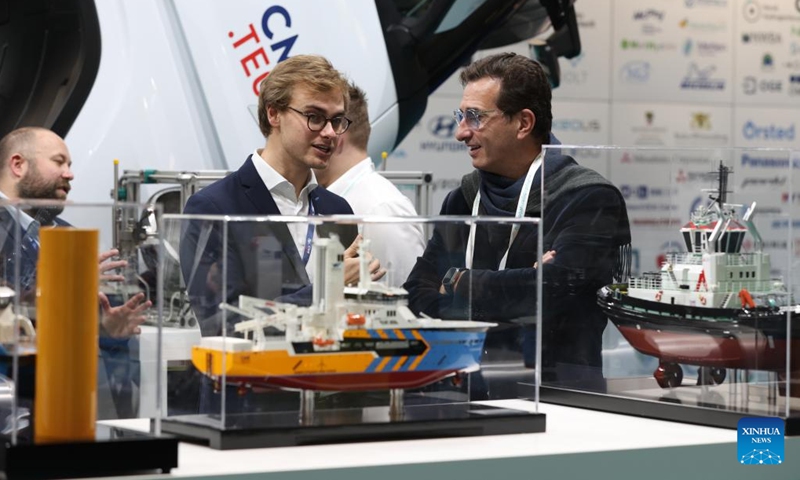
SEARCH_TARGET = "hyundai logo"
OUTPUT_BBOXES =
[428,116,458,139]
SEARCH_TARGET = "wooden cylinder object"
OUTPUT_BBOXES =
[34,228,99,444]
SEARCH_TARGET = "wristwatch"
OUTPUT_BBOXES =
[442,267,466,295]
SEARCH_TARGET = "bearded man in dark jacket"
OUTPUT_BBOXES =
[404,53,631,394]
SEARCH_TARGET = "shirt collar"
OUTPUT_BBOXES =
[251,149,318,201]
[327,157,373,195]
[0,190,36,231]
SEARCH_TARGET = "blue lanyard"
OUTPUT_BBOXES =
[302,200,315,264]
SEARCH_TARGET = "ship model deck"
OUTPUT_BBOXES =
[192,237,495,392]
[597,163,800,390]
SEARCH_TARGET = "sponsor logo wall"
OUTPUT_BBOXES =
[391,0,799,287]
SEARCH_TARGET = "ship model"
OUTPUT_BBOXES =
[597,163,800,390]
[192,237,495,392]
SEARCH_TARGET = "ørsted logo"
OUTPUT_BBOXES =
[742,121,795,141]
[738,417,784,465]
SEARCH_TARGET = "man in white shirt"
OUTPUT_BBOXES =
[316,83,425,287]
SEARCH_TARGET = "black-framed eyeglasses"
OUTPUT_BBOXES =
[287,106,351,135]
[453,108,498,130]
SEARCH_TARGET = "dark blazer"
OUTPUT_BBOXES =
[404,154,631,388]
[180,155,357,336]
[0,208,70,300]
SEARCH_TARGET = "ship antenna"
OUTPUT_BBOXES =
[709,161,731,206]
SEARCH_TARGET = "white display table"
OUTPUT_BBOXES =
[99,400,800,480]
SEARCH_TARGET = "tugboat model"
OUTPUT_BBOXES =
[192,237,495,392]
[597,163,800,390]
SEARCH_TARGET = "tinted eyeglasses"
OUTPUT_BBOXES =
[453,108,498,130]
[287,106,351,135]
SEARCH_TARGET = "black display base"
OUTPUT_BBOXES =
[539,384,800,435]
[161,402,546,450]
[0,424,179,480]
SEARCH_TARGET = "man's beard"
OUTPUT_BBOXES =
[17,171,67,225]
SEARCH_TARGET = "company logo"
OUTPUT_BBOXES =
[782,191,800,203]
[680,63,725,90]
[793,26,800,37]
[620,152,670,164]
[762,53,774,70]
[620,61,651,83]
[228,6,299,96]
[632,11,664,34]
[620,39,676,51]
[742,32,782,44]
[679,18,727,32]
[741,153,800,168]
[743,76,782,95]
[645,111,654,126]
[738,418,784,464]
[633,9,664,21]
[685,0,728,7]
[676,170,718,184]
[741,176,786,188]
[743,0,761,22]
[744,1,800,22]
[562,69,589,85]
[551,119,601,132]
[619,185,674,200]
[691,112,711,130]
[427,116,458,139]
[683,39,727,56]
[742,121,795,141]
[793,42,800,55]
[790,75,800,96]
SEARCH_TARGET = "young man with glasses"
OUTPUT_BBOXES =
[404,52,631,394]
[181,55,384,338]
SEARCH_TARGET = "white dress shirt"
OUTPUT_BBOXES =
[326,158,425,287]
[251,149,319,280]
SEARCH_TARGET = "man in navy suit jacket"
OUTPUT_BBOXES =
[181,55,384,338]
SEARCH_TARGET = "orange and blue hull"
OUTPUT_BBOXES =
[192,327,488,392]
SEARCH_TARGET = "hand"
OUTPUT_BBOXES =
[98,249,127,282]
[343,234,386,286]
[534,250,556,269]
[99,292,151,338]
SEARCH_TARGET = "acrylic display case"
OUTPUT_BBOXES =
[157,214,545,449]
[0,200,177,478]
[537,145,800,433]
